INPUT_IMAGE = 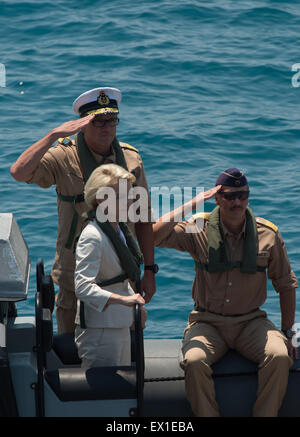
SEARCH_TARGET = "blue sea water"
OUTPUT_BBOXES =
[1,0,300,338]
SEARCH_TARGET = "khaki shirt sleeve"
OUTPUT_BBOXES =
[123,146,153,223]
[26,147,58,188]
[132,153,149,191]
[75,230,112,313]
[156,222,199,258]
[268,230,298,293]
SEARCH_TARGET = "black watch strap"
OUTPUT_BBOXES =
[282,329,296,339]
[144,264,159,274]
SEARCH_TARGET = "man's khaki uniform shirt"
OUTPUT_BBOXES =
[27,138,152,290]
[157,216,298,316]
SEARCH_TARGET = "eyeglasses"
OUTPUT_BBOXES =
[219,190,250,201]
[92,117,119,128]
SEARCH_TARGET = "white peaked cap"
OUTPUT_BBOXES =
[73,87,122,116]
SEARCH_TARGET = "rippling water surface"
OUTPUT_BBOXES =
[1,0,300,336]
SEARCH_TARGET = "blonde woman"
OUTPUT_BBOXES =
[74,163,145,369]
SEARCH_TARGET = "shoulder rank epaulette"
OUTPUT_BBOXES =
[58,137,73,146]
[256,217,278,232]
[120,142,139,153]
[192,212,211,221]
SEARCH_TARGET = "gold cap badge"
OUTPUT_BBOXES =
[98,91,110,106]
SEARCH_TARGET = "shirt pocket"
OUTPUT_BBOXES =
[67,168,83,180]
[256,251,270,268]
[57,169,84,195]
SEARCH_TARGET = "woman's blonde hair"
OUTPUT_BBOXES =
[84,163,136,210]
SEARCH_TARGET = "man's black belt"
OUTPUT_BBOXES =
[194,306,259,317]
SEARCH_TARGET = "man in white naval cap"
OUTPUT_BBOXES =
[11,87,157,334]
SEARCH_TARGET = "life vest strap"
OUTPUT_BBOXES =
[79,273,129,329]
[56,192,85,203]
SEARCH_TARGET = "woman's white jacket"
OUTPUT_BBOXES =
[74,220,135,328]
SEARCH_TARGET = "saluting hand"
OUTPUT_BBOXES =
[10,114,95,182]
[191,185,222,210]
[50,114,95,140]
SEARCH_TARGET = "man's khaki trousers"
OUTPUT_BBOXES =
[55,287,77,334]
[181,309,293,417]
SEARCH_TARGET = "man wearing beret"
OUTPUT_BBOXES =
[153,168,298,416]
[10,87,156,334]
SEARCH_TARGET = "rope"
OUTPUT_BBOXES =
[144,376,184,383]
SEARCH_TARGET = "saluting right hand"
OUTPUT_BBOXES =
[192,185,222,209]
[50,114,95,140]
[10,114,96,183]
